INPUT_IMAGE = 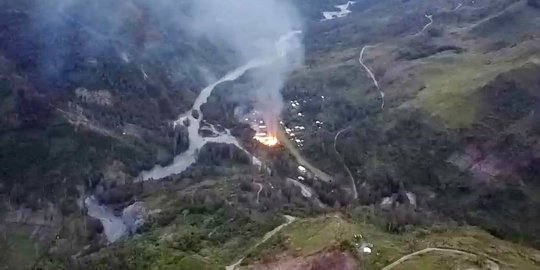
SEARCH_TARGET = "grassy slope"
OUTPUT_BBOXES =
[78,3,540,270]
[283,0,540,250]
[4,0,540,269]
[243,214,540,270]
[3,232,39,269]
[416,44,540,128]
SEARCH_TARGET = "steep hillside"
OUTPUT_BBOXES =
[2,0,540,269]
[281,0,540,247]
[0,0,229,205]
[241,214,540,270]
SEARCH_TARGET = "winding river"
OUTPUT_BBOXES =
[140,31,301,181]
[321,1,356,21]
[86,31,302,242]
[140,60,266,181]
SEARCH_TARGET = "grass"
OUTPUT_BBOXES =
[417,56,506,128]
[471,2,540,44]
[415,45,540,128]
[175,255,221,270]
[285,215,354,255]
[423,227,540,270]
[244,215,540,270]
[5,232,39,270]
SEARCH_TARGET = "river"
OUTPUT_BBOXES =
[87,31,302,242]
[84,196,128,243]
[84,197,147,243]
[140,31,300,181]
[139,60,267,181]
[321,1,356,21]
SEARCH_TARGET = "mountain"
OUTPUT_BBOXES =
[1,0,540,269]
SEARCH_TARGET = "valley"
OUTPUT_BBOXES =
[1,0,540,269]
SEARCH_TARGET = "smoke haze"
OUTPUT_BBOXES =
[186,0,304,133]
[29,0,303,132]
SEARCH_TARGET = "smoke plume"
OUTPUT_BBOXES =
[185,0,304,134]
[27,0,303,132]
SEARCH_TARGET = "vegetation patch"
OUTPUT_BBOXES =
[416,51,536,128]
[3,231,39,270]
[243,215,540,270]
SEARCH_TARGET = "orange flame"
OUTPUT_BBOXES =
[254,132,279,147]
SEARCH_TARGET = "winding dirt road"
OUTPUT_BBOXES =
[333,127,358,200]
[381,248,500,270]
[255,183,263,204]
[413,14,434,36]
[358,12,437,110]
[359,45,385,109]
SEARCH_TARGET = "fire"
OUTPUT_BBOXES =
[254,132,279,147]
[245,112,279,147]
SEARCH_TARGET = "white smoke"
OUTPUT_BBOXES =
[185,0,305,134]
[30,0,304,132]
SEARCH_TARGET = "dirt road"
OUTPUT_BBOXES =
[381,247,500,270]
[333,127,358,200]
[277,128,333,183]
